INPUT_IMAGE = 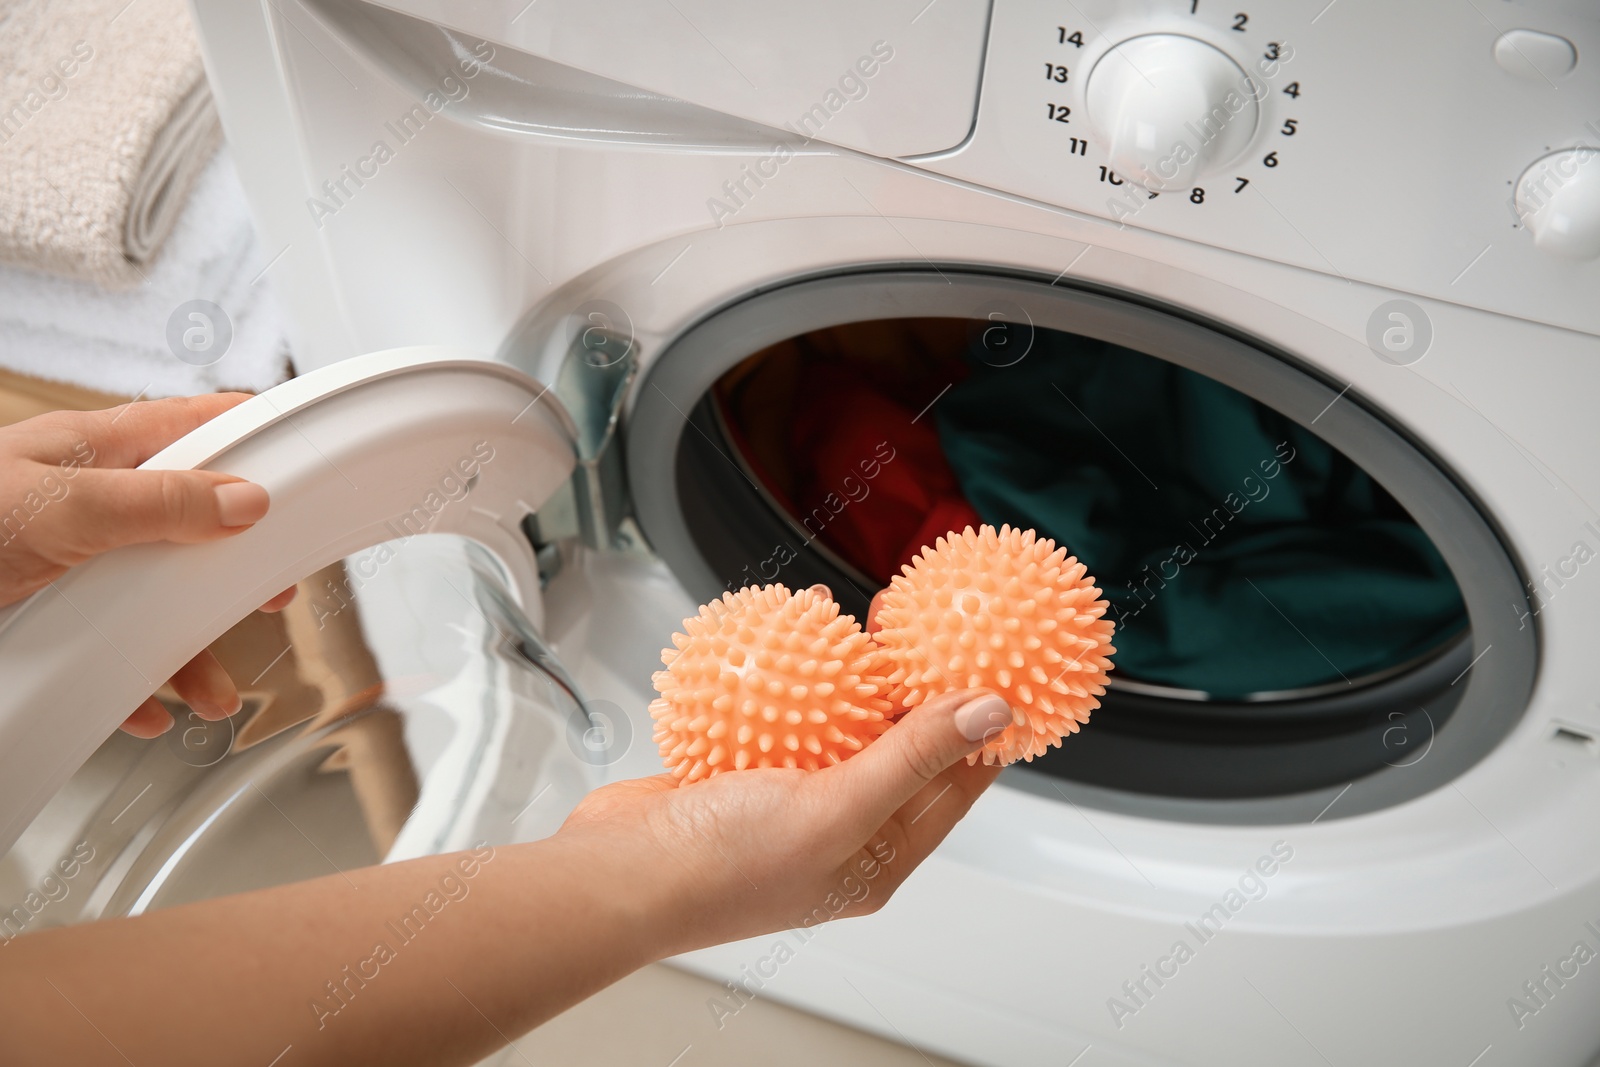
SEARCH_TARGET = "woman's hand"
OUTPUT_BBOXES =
[0,394,290,737]
[558,686,1013,953]
[0,690,1013,1067]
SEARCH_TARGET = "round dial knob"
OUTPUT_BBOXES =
[1514,149,1600,261]
[1085,35,1260,192]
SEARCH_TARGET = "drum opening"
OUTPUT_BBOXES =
[626,270,1535,817]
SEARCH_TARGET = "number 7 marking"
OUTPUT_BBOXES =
[1234,176,1250,193]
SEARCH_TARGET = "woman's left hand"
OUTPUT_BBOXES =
[0,394,293,736]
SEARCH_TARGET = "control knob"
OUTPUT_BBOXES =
[1514,149,1600,261]
[1085,35,1261,192]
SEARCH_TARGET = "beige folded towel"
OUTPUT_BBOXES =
[0,0,221,286]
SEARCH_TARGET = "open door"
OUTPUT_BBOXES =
[0,348,582,861]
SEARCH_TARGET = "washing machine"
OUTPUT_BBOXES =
[3,1,1599,1064]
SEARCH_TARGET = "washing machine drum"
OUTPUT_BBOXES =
[712,322,1466,702]
[640,274,1531,812]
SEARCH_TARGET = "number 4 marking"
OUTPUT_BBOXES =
[1235,177,1250,193]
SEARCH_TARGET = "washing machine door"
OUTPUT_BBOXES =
[0,347,586,877]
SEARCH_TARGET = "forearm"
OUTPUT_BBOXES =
[0,833,675,1067]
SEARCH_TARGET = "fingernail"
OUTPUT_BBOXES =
[191,694,242,720]
[806,583,833,600]
[955,695,1013,743]
[215,481,269,527]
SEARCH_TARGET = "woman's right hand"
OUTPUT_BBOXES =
[557,685,1012,954]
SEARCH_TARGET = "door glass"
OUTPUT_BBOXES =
[670,315,1482,802]
[0,534,594,936]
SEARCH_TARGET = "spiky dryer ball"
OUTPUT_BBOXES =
[874,524,1116,766]
[650,585,894,783]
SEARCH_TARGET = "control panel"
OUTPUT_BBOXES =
[918,0,1599,336]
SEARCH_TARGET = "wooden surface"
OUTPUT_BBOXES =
[0,366,130,427]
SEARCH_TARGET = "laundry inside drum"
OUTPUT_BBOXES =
[665,316,1472,799]
[698,319,1469,705]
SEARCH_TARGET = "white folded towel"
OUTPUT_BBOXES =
[0,149,293,397]
[0,0,222,285]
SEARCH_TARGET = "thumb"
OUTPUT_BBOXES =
[829,687,1012,828]
[53,467,271,557]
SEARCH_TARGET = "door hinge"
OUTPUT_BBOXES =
[524,328,641,582]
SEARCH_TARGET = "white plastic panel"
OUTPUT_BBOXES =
[358,0,991,158]
[921,0,1600,335]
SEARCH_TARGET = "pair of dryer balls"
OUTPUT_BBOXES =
[650,525,1116,781]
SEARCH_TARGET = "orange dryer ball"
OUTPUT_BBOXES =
[873,524,1117,766]
[650,584,895,783]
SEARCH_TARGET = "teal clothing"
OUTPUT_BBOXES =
[935,333,1466,698]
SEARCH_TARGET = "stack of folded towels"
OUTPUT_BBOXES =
[0,0,291,397]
